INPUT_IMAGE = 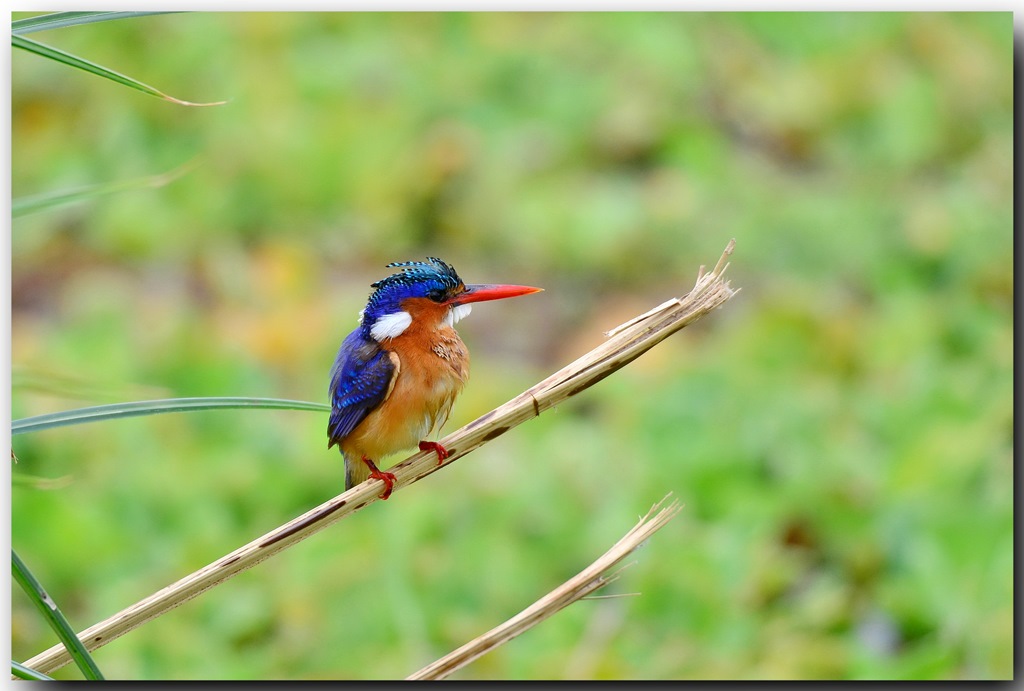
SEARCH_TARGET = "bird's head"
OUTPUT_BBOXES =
[358,257,542,342]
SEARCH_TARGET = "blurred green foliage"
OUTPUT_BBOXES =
[11,12,1012,680]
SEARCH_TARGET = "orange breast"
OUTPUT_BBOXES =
[339,316,469,463]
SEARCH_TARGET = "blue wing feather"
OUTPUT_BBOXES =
[327,329,396,448]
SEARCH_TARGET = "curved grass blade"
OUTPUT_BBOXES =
[12,34,226,107]
[12,551,104,681]
[12,397,331,436]
[12,660,54,681]
[11,473,74,490]
[13,159,198,218]
[12,11,180,35]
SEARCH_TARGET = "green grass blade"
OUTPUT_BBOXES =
[11,473,73,490]
[12,660,54,681]
[12,11,180,35]
[12,160,197,218]
[12,551,104,681]
[12,660,55,681]
[12,397,331,436]
[11,34,226,107]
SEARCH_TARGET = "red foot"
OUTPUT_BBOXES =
[419,440,449,465]
[362,456,397,500]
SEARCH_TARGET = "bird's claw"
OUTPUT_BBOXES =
[419,440,449,465]
[369,469,397,500]
[362,456,397,500]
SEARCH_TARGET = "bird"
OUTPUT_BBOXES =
[327,257,542,500]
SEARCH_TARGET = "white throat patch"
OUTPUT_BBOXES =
[368,304,472,342]
[445,303,473,327]
[370,311,413,341]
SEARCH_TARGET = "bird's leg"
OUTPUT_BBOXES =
[419,440,449,465]
[362,456,397,500]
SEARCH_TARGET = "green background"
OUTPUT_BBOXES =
[11,12,1013,680]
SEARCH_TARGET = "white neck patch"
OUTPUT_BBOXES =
[370,311,413,341]
[445,303,473,327]
[369,304,472,341]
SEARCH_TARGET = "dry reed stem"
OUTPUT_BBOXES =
[20,240,737,676]
[407,495,682,680]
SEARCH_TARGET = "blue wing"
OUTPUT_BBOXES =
[327,329,396,448]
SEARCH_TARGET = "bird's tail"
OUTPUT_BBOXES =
[342,452,371,490]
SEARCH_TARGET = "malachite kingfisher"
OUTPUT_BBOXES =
[327,257,542,500]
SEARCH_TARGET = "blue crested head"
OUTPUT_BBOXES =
[359,257,465,332]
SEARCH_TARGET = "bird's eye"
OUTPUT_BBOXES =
[426,289,447,303]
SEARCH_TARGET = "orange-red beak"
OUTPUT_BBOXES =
[450,284,543,305]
